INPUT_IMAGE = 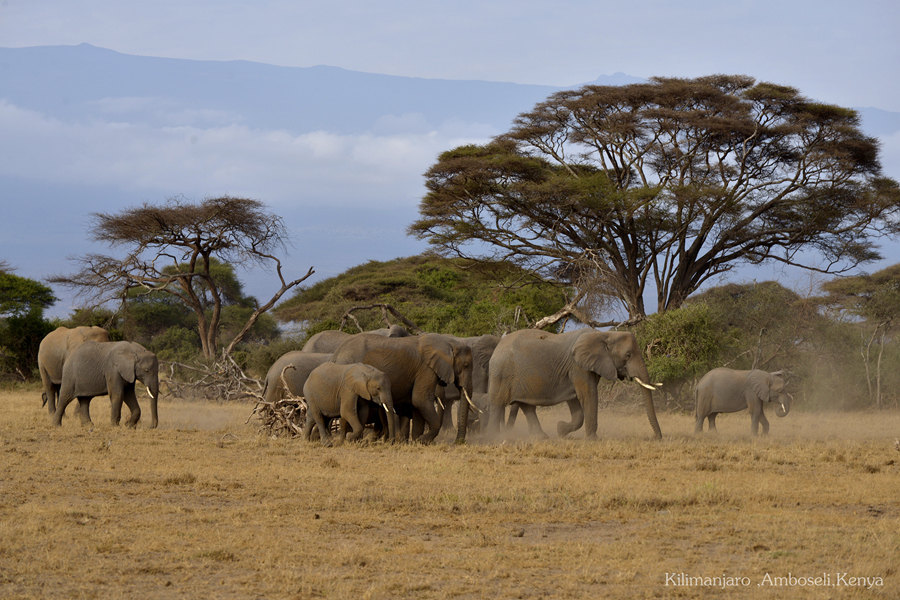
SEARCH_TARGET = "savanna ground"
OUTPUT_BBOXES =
[1,386,898,599]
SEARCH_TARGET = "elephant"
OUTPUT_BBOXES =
[694,368,792,435]
[261,352,333,405]
[53,341,159,428]
[38,326,110,415]
[436,334,500,443]
[302,362,396,445]
[484,328,662,441]
[301,325,410,353]
[330,332,474,443]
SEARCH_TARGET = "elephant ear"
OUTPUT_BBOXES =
[747,370,770,401]
[471,336,497,373]
[572,332,617,380]
[114,349,137,384]
[422,337,456,385]
[347,366,373,401]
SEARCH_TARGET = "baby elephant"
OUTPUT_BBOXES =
[303,362,396,445]
[695,368,792,435]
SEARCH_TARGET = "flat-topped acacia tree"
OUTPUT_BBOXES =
[53,196,313,360]
[410,75,900,322]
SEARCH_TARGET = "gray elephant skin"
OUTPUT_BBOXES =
[301,325,409,353]
[438,334,499,443]
[38,326,110,415]
[330,332,474,443]
[485,329,662,441]
[261,352,333,404]
[54,341,160,428]
[694,368,792,435]
[302,362,396,445]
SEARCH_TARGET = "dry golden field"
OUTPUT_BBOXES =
[1,386,898,599]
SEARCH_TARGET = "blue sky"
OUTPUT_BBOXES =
[1,0,899,319]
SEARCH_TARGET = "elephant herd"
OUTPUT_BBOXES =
[37,324,793,440]
[264,325,667,445]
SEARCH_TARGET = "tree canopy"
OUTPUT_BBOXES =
[410,75,900,321]
[274,255,568,337]
[51,196,313,359]
[0,267,57,318]
[0,264,56,379]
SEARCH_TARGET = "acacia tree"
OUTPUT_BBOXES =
[410,75,900,322]
[53,196,314,360]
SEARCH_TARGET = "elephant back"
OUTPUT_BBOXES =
[331,334,421,398]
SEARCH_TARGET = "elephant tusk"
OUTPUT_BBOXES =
[463,388,482,414]
[780,402,786,413]
[633,377,657,391]
[147,386,158,400]
[436,397,445,411]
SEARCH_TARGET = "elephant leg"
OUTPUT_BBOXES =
[122,387,141,427]
[440,399,455,433]
[310,407,333,447]
[110,393,124,426]
[412,399,442,444]
[302,411,316,440]
[695,413,705,433]
[53,392,74,426]
[506,403,520,428]
[519,405,549,438]
[750,410,761,436]
[759,410,770,435]
[708,413,718,432]
[410,411,427,440]
[343,412,366,441]
[557,397,584,438]
[77,398,93,426]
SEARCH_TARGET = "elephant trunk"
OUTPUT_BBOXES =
[775,393,792,417]
[455,388,473,444]
[642,386,662,439]
[380,390,397,441]
[632,363,662,439]
[146,377,159,429]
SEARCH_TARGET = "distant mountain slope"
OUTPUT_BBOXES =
[2,44,895,138]
[0,44,568,134]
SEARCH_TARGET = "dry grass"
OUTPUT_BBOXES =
[1,386,898,599]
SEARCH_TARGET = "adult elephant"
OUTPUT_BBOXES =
[438,334,500,443]
[694,368,792,435]
[38,326,110,415]
[261,352,333,404]
[485,329,662,440]
[330,333,473,443]
[53,341,160,428]
[302,362,396,445]
[301,325,409,353]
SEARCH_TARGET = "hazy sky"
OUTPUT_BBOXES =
[2,0,899,110]
[2,0,899,318]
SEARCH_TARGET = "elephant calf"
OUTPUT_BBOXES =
[302,362,396,445]
[694,368,792,435]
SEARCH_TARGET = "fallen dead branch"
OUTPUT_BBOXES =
[161,352,263,402]
[246,365,308,438]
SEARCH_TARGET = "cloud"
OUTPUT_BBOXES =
[0,100,490,208]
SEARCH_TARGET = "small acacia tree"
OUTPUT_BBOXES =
[53,196,313,360]
[410,75,900,322]
[821,264,900,407]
